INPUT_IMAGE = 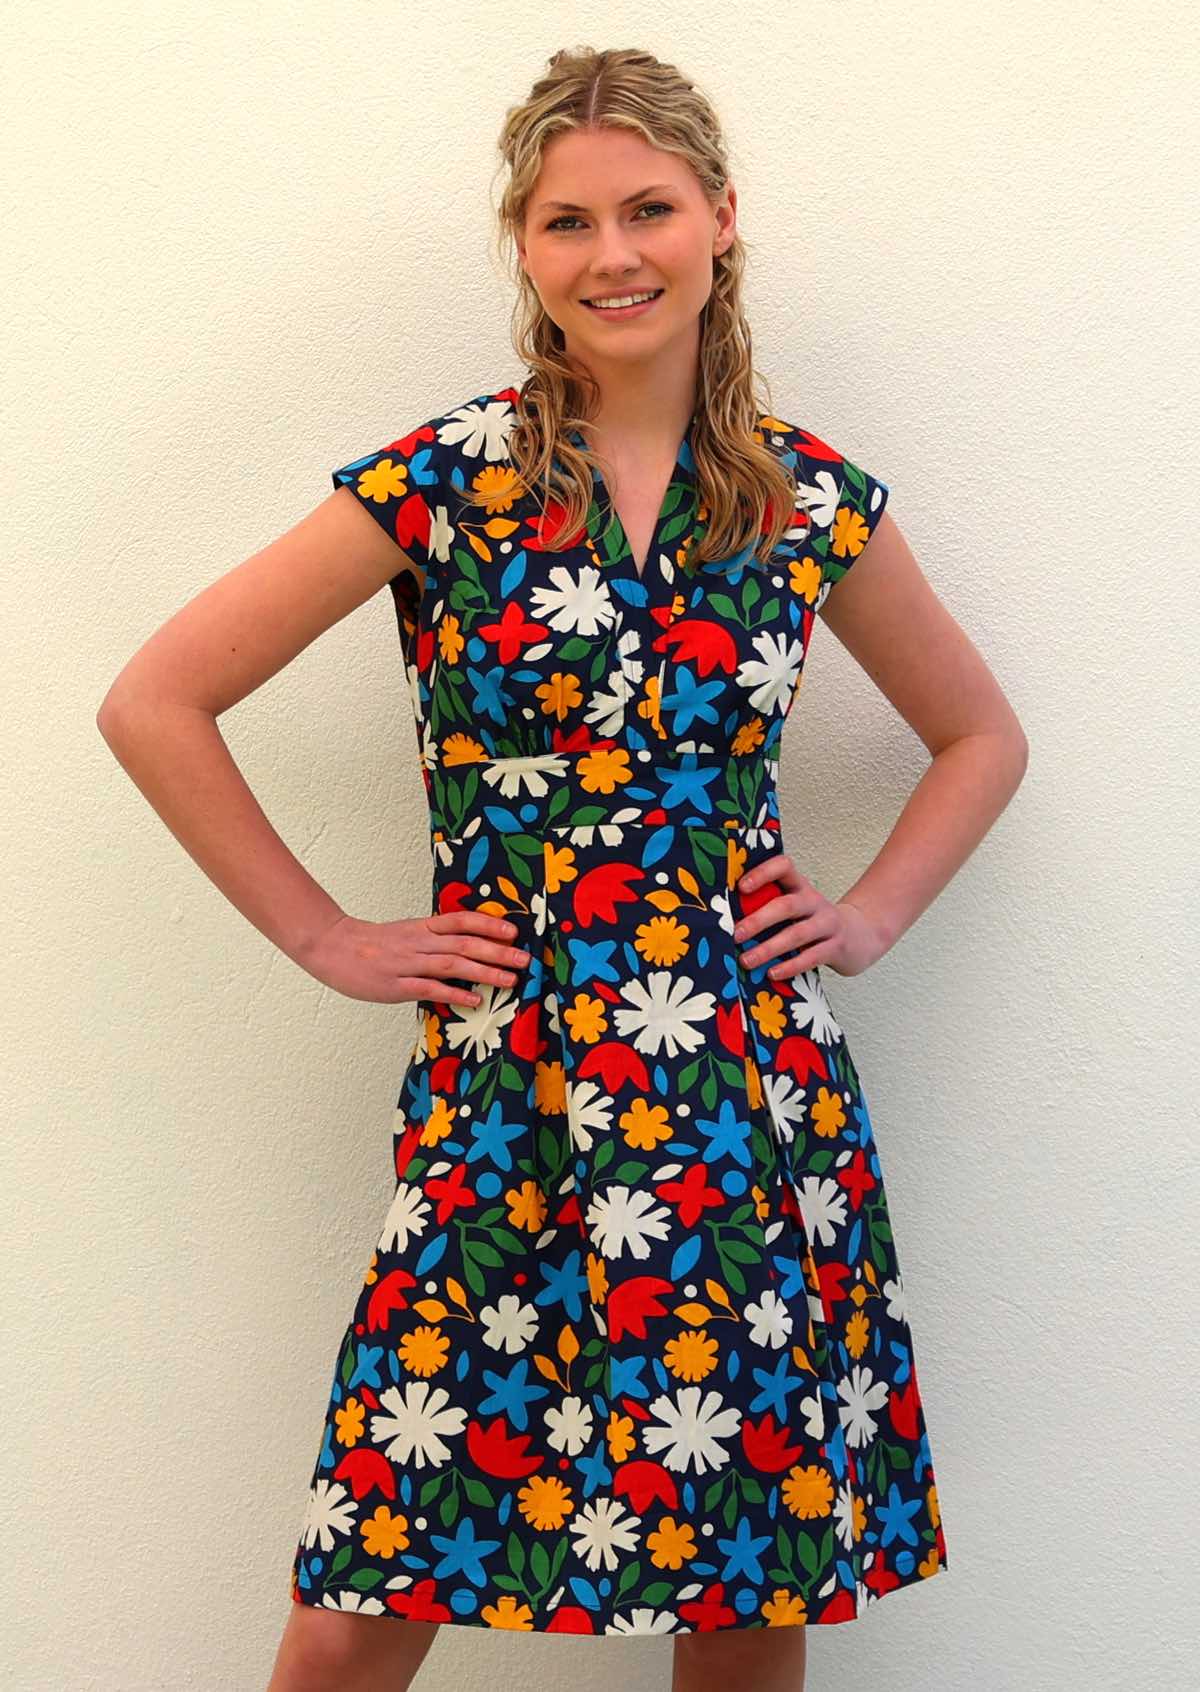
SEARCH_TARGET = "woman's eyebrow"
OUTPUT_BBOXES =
[538,183,676,212]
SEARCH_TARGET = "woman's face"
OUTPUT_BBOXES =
[517,126,736,373]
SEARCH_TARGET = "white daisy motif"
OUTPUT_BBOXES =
[528,564,617,636]
[370,1379,468,1467]
[883,1274,909,1324]
[566,1076,613,1152]
[736,629,805,715]
[584,672,632,738]
[836,1363,890,1448]
[799,1385,826,1441]
[481,754,570,798]
[585,1184,674,1260]
[479,1292,540,1354]
[300,1478,357,1552]
[376,1180,432,1254]
[744,1287,795,1349]
[544,1393,595,1455]
[832,1478,857,1550]
[568,1495,643,1572]
[605,1609,683,1636]
[443,982,519,1062]
[793,1172,848,1247]
[612,970,717,1058]
[437,396,517,462]
[641,1385,742,1474]
[314,1591,388,1614]
[792,466,841,530]
[761,1072,808,1146]
[787,971,843,1045]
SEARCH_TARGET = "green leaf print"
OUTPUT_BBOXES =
[506,1529,526,1575]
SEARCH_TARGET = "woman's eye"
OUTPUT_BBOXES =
[547,203,672,232]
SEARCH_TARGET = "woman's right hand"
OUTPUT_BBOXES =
[299,911,532,1005]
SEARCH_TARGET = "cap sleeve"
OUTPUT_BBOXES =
[331,419,445,588]
[821,451,890,592]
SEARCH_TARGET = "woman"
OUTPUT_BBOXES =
[99,45,1025,1692]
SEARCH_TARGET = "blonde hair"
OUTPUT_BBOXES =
[464,45,797,573]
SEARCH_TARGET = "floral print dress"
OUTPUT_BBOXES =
[288,384,949,1636]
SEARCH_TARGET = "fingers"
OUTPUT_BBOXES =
[738,853,805,894]
[396,976,484,1008]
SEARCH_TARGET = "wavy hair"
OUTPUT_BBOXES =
[461,45,798,573]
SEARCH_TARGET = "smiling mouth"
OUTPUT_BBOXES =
[581,289,665,309]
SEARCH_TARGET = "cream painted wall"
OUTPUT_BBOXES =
[4,3,1196,1689]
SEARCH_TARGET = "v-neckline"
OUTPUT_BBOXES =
[568,414,697,590]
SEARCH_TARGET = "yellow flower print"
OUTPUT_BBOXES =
[731,716,766,756]
[832,502,873,559]
[762,1589,808,1626]
[356,459,409,501]
[359,1505,410,1557]
[781,1463,835,1520]
[420,1095,458,1147]
[844,1308,870,1360]
[811,1086,847,1138]
[606,1411,636,1463]
[438,615,465,663]
[506,1179,548,1233]
[789,554,823,604]
[634,913,690,966]
[442,733,488,765]
[516,1472,575,1531]
[472,463,525,513]
[636,671,666,738]
[563,992,608,1043]
[619,1096,673,1152]
[535,1058,567,1114]
[750,989,786,1040]
[422,1007,443,1059]
[544,841,578,894]
[664,1327,720,1382]
[536,671,583,720]
[577,745,632,794]
[480,1594,536,1630]
[646,1515,698,1570]
[751,1182,770,1222]
[726,835,748,888]
[586,1249,609,1304]
[334,1396,366,1447]
[397,1324,450,1377]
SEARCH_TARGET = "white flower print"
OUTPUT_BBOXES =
[566,1075,613,1153]
[438,396,517,461]
[481,754,570,799]
[479,1292,540,1354]
[641,1385,742,1474]
[786,970,843,1045]
[300,1477,356,1551]
[793,1172,848,1247]
[370,1379,468,1467]
[443,983,519,1062]
[744,1287,795,1349]
[612,970,717,1058]
[736,629,804,715]
[528,564,617,636]
[585,1184,674,1260]
[836,1363,890,1448]
[377,1180,432,1254]
[544,1393,594,1456]
[568,1495,643,1572]
[761,1071,809,1146]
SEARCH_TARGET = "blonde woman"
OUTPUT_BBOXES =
[100,44,1024,1692]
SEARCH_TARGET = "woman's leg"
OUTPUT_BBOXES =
[672,1624,807,1692]
[264,1602,440,1692]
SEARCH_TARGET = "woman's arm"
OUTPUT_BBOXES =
[815,509,1029,963]
[97,488,423,969]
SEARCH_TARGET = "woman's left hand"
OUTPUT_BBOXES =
[733,853,889,979]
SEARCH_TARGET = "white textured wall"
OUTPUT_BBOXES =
[4,3,1196,1689]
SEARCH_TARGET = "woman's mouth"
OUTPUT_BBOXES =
[580,288,665,320]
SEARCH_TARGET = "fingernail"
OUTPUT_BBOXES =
[503,923,517,936]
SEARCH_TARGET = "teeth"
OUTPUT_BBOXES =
[587,290,660,308]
